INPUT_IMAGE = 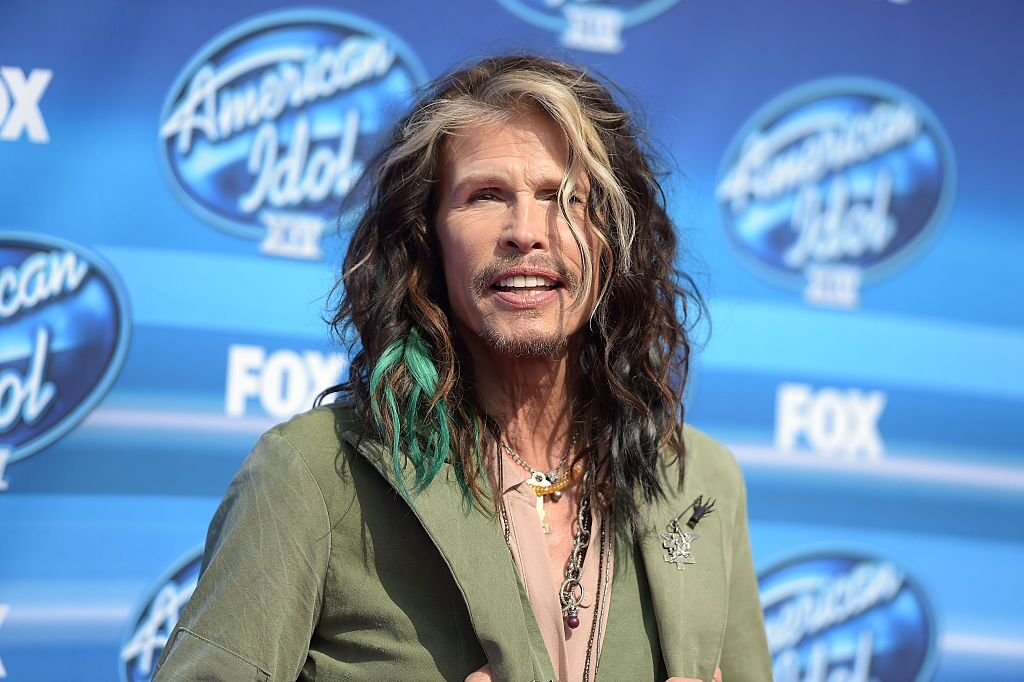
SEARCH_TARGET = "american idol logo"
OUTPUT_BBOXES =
[121,547,203,682]
[159,10,427,259]
[717,79,955,308]
[759,552,936,682]
[496,0,683,52]
[0,232,130,466]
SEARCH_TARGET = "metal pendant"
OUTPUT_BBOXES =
[534,493,551,533]
[526,473,552,533]
[527,471,551,488]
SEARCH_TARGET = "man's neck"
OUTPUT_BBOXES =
[467,340,579,474]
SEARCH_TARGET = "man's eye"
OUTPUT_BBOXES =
[470,190,500,202]
[540,191,583,204]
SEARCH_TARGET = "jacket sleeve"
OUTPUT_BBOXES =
[719,473,773,682]
[153,431,331,681]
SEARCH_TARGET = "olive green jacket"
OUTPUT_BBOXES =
[153,405,770,681]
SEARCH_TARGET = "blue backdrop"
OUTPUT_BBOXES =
[1,1,1021,680]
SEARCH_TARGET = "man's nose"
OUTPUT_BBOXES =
[502,196,549,253]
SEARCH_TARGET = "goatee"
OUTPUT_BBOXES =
[480,328,569,358]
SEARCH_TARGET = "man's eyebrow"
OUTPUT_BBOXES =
[451,173,589,198]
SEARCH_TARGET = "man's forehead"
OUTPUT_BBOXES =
[444,111,565,156]
[437,113,588,190]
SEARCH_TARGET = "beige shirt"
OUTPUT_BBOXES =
[496,462,614,682]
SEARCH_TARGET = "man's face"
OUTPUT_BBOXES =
[433,108,597,358]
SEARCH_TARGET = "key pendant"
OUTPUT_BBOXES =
[526,473,552,534]
[535,494,550,534]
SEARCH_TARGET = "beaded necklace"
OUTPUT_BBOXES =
[499,436,579,533]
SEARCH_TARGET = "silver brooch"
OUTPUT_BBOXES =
[661,495,715,569]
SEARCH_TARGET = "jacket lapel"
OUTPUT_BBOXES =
[340,428,555,682]
[634,448,729,681]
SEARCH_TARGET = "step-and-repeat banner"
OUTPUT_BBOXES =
[2,1,1021,680]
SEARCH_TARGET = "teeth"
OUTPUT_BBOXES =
[497,274,557,288]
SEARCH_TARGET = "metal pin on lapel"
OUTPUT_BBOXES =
[661,494,716,569]
[686,495,716,529]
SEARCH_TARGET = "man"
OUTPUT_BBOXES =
[154,55,771,682]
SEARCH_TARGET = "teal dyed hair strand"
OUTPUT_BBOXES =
[368,328,460,498]
[369,337,406,494]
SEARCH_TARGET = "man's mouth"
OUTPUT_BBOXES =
[492,274,561,297]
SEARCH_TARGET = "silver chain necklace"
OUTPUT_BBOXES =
[558,476,592,628]
[499,431,577,501]
[496,449,611,682]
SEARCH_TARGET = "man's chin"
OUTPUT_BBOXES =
[480,328,569,358]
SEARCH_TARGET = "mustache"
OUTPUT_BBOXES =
[471,255,579,297]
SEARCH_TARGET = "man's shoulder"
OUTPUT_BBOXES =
[678,423,744,490]
[264,400,363,450]
[640,424,748,535]
[248,401,370,483]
